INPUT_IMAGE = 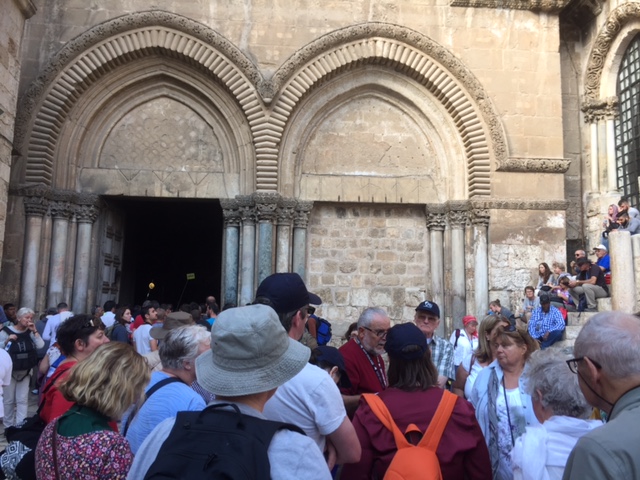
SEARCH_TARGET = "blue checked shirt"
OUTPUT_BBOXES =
[428,335,456,380]
[528,306,565,339]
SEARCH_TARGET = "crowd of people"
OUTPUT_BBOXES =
[0,272,636,480]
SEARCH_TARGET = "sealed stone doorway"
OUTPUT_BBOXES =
[110,197,223,309]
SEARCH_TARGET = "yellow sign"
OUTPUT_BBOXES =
[186,273,195,280]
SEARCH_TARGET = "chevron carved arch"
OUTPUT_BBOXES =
[262,23,507,197]
[15,11,266,187]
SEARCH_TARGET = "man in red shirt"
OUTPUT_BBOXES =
[339,308,390,415]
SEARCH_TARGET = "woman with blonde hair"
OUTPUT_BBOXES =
[452,315,510,399]
[35,342,149,480]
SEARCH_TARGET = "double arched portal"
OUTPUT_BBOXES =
[11,11,506,325]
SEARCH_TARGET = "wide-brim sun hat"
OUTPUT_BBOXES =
[196,304,310,396]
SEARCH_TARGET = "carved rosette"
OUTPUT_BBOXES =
[293,201,314,229]
[236,195,257,225]
[220,198,241,228]
[581,96,619,123]
[277,197,298,226]
[23,195,49,217]
[253,192,280,223]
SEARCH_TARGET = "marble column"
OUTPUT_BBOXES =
[237,195,257,306]
[220,199,241,308]
[292,201,313,278]
[632,235,640,313]
[589,122,599,192]
[605,118,618,193]
[449,206,468,327]
[20,192,49,310]
[72,198,100,313]
[254,193,279,284]
[427,205,446,330]
[276,198,297,273]
[609,230,635,313]
[471,208,490,319]
[47,195,74,307]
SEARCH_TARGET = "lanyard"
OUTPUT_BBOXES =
[355,338,387,390]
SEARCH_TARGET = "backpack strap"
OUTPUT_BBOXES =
[418,390,457,451]
[362,394,412,449]
[453,329,461,348]
[36,366,70,415]
[123,377,183,436]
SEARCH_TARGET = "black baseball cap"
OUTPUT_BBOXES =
[384,323,428,361]
[254,273,322,314]
[415,300,440,318]
[313,346,351,389]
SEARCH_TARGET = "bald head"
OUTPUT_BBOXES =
[575,312,640,380]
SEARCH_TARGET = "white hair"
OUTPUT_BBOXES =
[16,307,34,319]
[574,311,640,380]
[159,325,210,370]
[357,308,389,328]
[525,350,591,418]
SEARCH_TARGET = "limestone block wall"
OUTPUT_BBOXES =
[306,203,428,333]
[0,0,36,274]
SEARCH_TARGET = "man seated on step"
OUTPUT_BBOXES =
[127,304,331,480]
[256,273,361,469]
[568,257,609,312]
[527,294,565,349]
[123,324,209,453]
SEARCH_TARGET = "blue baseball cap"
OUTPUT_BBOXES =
[384,323,428,361]
[254,273,322,314]
[415,300,440,318]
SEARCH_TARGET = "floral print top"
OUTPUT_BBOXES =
[35,420,133,479]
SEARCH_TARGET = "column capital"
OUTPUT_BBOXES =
[23,195,49,217]
[220,198,241,227]
[581,96,619,123]
[277,197,297,226]
[74,193,101,224]
[253,192,280,223]
[426,204,446,231]
[236,195,257,225]
[294,201,314,228]
[470,208,490,227]
[447,202,469,229]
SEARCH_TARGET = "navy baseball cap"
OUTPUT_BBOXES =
[415,300,440,318]
[313,346,352,389]
[254,273,322,314]
[384,323,428,361]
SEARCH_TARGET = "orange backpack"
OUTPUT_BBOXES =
[363,390,457,480]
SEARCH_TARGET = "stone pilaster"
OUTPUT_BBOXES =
[276,197,296,273]
[254,192,279,284]
[609,230,635,313]
[21,190,49,309]
[221,198,241,308]
[237,195,257,306]
[292,201,313,278]
[72,194,100,313]
[47,192,74,307]
[448,205,468,326]
[427,204,446,330]
[471,207,490,318]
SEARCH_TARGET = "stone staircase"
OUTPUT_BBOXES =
[553,297,612,355]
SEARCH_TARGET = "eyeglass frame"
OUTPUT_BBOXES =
[362,326,389,338]
[566,356,603,374]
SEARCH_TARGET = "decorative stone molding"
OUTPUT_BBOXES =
[470,208,490,227]
[271,23,506,197]
[14,11,263,187]
[293,201,314,229]
[583,3,640,102]
[220,198,241,228]
[497,157,571,173]
[581,96,619,123]
[49,200,74,220]
[470,199,570,210]
[277,197,298,226]
[449,0,569,12]
[448,211,469,229]
[426,204,447,231]
[236,195,257,225]
[253,192,280,222]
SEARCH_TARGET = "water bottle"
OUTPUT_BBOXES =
[4,341,11,351]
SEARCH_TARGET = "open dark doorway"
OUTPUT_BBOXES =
[110,196,223,309]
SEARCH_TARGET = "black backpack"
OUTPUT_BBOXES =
[7,330,38,374]
[143,403,304,480]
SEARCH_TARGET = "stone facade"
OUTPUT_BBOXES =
[1,0,638,332]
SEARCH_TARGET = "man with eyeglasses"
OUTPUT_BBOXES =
[414,300,455,389]
[339,308,390,413]
[563,311,640,480]
[256,273,361,470]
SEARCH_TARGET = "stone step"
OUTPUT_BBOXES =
[566,311,597,327]
[552,340,575,356]
[597,297,612,311]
